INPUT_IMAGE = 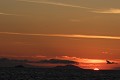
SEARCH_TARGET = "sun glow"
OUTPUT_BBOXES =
[94,68,99,70]
[78,59,105,64]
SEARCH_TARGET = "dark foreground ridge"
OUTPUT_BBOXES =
[0,65,120,80]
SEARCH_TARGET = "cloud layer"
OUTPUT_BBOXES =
[0,32,120,40]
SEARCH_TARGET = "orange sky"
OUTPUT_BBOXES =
[0,0,120,69]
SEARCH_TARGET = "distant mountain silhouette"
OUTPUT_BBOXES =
[37,59,79,64]
[0,58,33,67]
[0,58,10,62]
[0,58,79,68]
[54,65,83,70]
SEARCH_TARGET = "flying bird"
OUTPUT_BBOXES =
[106,60,117,64]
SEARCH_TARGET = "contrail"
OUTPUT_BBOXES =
[0,32,120,40]
[18,0,93,10]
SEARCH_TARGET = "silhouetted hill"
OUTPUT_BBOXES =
[36,59,79,64]
[0,58,79,68]
[54,65,83,70]
[0,58,34,67]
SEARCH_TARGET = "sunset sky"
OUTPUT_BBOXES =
[0,0,120,70]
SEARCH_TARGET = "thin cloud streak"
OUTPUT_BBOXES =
[0,32,120,40]
[55,56,105,63]
[18,0,120,14]
[18,0,93,10]
[0,12,23,16]
[93,8,120,14]
[0,55,46,58]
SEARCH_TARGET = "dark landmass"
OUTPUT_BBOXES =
[0,58,79,68]
[0,65,120,80]
[0,58,120,79]
[54,65,82,70]
[37,59,79,64]
[0,58,32,67]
